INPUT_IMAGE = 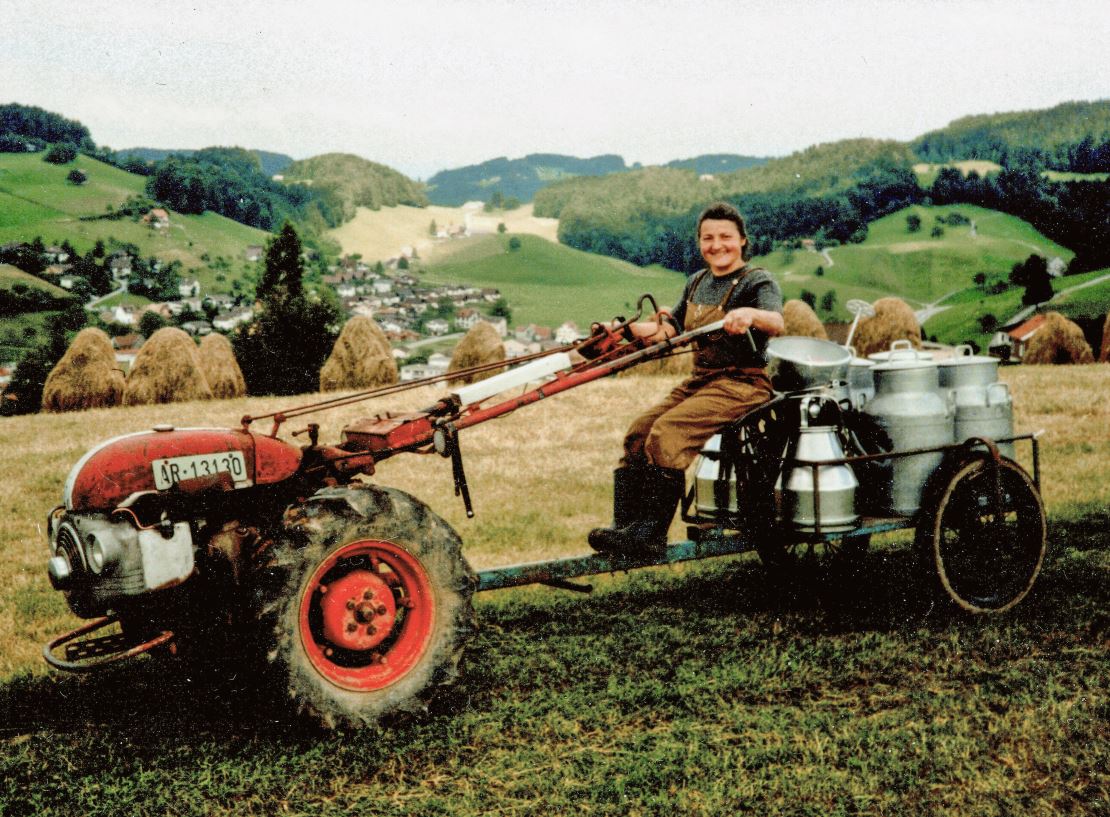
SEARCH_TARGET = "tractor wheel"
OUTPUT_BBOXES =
[915,456,1046,614]
[254,484,477,728]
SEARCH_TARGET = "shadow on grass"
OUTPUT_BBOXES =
[3,513,1105,741]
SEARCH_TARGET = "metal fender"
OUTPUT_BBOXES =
[65,428,303,512]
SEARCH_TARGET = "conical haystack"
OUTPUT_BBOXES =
[783,299,828,339]
[319,315,398,392]
[1099,313,1110,362]
[123,327,213,405]
[198,332,247,398]
[853,297,921,358]
[1023,312,1094,364]
[41,328,125,412]
[448,321,506,386]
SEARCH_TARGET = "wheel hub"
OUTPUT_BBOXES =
[318,569,397,651]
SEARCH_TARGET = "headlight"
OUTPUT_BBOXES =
[87,531,122,575]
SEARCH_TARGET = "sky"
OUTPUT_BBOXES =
[3,0,1109,180]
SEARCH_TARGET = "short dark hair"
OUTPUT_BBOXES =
[697,201,751,261]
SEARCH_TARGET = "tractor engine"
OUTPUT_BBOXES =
[46,425,304,619]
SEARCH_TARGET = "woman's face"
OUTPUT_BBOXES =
[699,218,746,275]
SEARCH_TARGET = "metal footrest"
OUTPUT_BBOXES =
[43,616,175,673]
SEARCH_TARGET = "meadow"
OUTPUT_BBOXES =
[420,234,686,329]
[0,152,269,294]
[0,364,1107,815]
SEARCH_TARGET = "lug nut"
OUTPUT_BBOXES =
[363,590,372,600]
[376,605,387,616]
[346,622,357,633]
[346,600,355,610]
[366,625,377,635]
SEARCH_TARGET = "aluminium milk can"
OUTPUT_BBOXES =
[938,345,1014,457]
[847,348,876,409]
[776,399,859,533]
[863,352,955,516]
[693,434,738,516]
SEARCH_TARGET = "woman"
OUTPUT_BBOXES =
[589,202,784,556]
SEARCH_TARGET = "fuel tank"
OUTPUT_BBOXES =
[64,426,303,513]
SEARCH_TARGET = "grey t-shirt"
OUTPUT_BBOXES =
[665,265,783,368]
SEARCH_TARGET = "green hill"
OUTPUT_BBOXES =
[749,203,1077,345]
[421,234,685,329]
[425,154,629,207]
[912,99,1110,171]
[116,146,294,177]
[664,154,770,174]
[282,153,427,221]
[0,151,270,294]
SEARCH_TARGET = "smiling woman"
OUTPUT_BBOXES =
[588,201,785,557]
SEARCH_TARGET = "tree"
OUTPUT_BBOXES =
[429,219,438,236]
[814,265,824,277]
[799,289,817,308]
[43,143,78,164]
[978,313,999,333]
[819,289,837,314]
[139,310,168,337]
[931,224,945,238]
[233,222,341,395]
[497,222,507,234]
[906,214,922,233]
[398,256,409,270]
[66,168,87,185]
[491,297,512,322]
[508,236,522,251]
[257,222,305,301]
[972,271,987,287]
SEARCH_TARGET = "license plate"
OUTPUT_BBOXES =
[152,451,248,490]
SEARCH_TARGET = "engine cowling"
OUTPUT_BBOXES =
[64,426,303,513]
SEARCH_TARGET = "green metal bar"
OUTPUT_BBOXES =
[475,515,918,593]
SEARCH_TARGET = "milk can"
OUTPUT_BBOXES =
[867,338,935,363]
[777,398,859,532]
[847,347,876,409]
[938,345,1013,457]
[863,352,954,516]
[693,434,737,516]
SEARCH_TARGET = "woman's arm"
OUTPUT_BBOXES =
[722,306,784,338]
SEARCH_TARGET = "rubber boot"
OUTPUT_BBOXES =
[588,466,684,557]
[587,465,645,553]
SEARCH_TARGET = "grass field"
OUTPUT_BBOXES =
[754,204,1075,329]
[420,234,686,328]
[912,160,1003,187]
[329,202,560,265]
[0,153,269,294]
[0,365,1107,815]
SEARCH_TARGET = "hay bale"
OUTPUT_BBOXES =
[1099,313,1110,362]
[783,299,828,339]
[41,328,125,412]
[1023,312,1094,365]
[198,332,247,399]
[853,297,921,358]
[448,321,507,386]
[319,316,398,392]
[123,327,213,405]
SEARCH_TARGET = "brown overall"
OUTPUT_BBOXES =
[622,270,774,471]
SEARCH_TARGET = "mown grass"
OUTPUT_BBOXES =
[0,367,1106,816]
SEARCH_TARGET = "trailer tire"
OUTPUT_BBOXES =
[253,484,476,728]
[915,455,1045,614]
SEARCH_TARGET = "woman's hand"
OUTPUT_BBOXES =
[723,308,756,335]
[723,307,784,337]
[629,320,673,344]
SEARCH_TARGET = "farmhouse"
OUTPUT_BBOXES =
[1004,314,1047,361]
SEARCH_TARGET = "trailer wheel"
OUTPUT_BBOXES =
[915,456,1046,614]
[254,484,476,728]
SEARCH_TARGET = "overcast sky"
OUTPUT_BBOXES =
[3,0,1108,179]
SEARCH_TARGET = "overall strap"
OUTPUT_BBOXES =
[716,266,752,310]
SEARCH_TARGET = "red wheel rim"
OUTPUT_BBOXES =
[298,539,435,691]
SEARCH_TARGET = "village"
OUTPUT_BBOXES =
[0,231,588,392]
